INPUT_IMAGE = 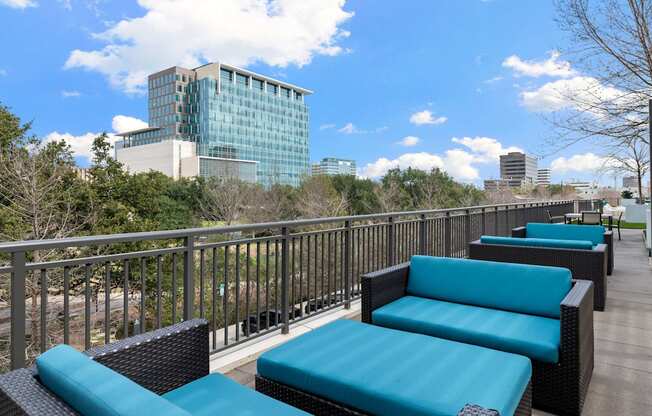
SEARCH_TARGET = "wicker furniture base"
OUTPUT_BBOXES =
[256,375,532,416]
[362,263,594,416]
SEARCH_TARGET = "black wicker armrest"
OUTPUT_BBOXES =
[559,279,594,411]
[603,230,614,274]
[87,318,209,394]
[0,319,209,416]
[511,227,526,238]
[361,262,409,323]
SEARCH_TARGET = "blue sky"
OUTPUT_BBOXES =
[0,0,616,186]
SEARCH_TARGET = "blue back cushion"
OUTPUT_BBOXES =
[406,256,571,318]
[526,223,605,245]
[480,235,594,250]
[36,345,190,416]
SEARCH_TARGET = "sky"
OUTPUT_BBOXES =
[0,0,622,187]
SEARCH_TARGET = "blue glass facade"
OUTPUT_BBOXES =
[118,64,311,187]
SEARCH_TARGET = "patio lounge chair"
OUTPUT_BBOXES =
[512,222,614,275]
[256,319,533,416]
[469,234,607,311]
[362,256,594,416]
[0,319,308,416]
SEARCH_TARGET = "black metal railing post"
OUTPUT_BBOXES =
[10,251,26,370]
[183,235,195,320]
[444,212,452,257]
[387,216,395,266]
[344,220,352,309]
[418,214,427,255]
[481,207,486,235]
[281,226,290,334]
[464,209,471,248]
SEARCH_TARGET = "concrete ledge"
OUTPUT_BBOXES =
[210,299,361,373]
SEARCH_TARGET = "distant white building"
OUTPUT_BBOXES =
[311,157,356,176]
[537,168,551,186]
[566,180,599,199]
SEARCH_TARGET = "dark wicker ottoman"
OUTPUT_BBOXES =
[255,319,533,416]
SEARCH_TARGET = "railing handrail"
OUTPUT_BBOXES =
[0,200,576,253]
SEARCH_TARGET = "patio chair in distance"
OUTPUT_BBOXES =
[581,211,602,225]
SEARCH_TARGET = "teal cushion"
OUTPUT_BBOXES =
[373,296,561,363]
[526,223,605,245]
[258,319,531,416]
[480,235,594,250]
[163,373,309,416]
[406,256,571,318]
[36,345,190,416]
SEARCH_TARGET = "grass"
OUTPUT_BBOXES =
[603,220,646,230]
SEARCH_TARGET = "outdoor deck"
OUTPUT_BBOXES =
[225,228,652,415]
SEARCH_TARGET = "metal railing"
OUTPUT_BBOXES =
[0,200,588,371]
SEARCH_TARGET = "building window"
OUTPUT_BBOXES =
[220,68,233,83]
[252,78,264,91]
[267,84,277,94]
[182,74,187,82]
[236,73,249,87]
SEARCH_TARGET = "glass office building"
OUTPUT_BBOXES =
[312,157,357,176]
[118,63,311,187]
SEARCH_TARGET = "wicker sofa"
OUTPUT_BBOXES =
[513,223,614,275]
[469,235,607,311]
[362,256,594,416]
[0,319,307,416]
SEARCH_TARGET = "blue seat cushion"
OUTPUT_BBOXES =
[36,344,190,416]
[373,296,561,363]
[407,256,571,318]
[163,373,309,416]
[480,235,594,250]
[526,222,605,245]
[258,319,532,416]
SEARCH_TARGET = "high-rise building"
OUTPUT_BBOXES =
[116,63,312,187]
[537,168,551,186]
[623,176,638,188]
[499,152,538,187]
[312,157,356,176]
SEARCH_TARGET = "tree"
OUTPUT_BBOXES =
[199,177,255,225]
[0,102,30,152]
[603,138,649,201]
[329,175,381,215]
[294,176,348,219]
[552,0,652,199]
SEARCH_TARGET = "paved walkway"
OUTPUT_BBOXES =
[225,229,652,415]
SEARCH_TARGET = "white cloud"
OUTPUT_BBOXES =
[319,123,336,130]
[44,115,147,161]
[61,90,81,98]
[0,69,6,76]
[397,136,419,147]
[409,110,447,126]
[359,136,524,182]
[451,136,522,163]
[58,0,71,10]
[64,0,354,94]
[503,51,575,78]
[336,122,386,134]
[550,153,614,174]
[483,76,503,84]
[112,114,148,133]
[520,76,624,113]
[358,150,480,182]
[0,0,36,9]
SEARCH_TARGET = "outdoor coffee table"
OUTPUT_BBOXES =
[256,319,532,416]
[564,212,613,229]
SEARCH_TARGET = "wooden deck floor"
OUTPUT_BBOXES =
[225,228,652,415]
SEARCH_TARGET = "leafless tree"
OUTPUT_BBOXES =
[0,139,91,363]
[551,0,652,199]
[199,177,254,226]
[603,137,649,199]
[294,176,348,219]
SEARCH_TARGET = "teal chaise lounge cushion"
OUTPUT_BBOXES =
[36,345,190,416]
[407,256,572,319]
[480,235,594,251]
[163,373,309,416]
[373,295,561,363]
[258,319,532,416]
[526,223,605,245]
